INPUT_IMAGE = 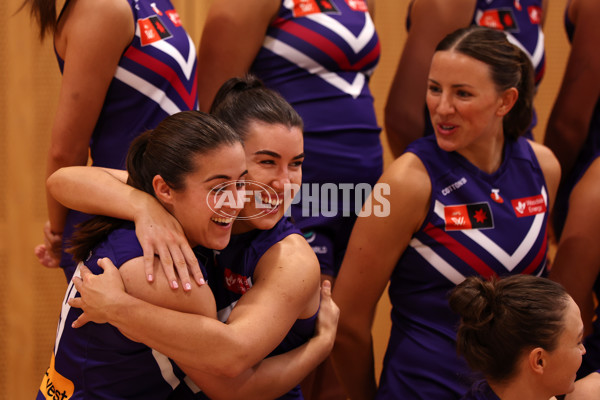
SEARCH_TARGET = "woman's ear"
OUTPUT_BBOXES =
[153,175,173,205]
[528,347,546,375]
[497,87,519,117]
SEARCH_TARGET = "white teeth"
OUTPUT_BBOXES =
[212,216,234,224]
[255,192,282,207]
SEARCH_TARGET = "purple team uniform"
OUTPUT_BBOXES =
[38,223,203,399]
[408,0,546,138]
[58,0,198,281]
[461,381,501,400]
[559,4,600,379]
[250,0,382,277]
[377,136,549,399]
[175,218,318,399]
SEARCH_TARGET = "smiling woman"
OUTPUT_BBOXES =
[43,76,334,400]
[331,26,561,400]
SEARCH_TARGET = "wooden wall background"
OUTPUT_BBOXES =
[1,0,568,398]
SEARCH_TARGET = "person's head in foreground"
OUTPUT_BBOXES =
[449,274,585,400]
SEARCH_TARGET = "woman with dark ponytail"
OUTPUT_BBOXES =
[40,110,339,399]
[24,0,200,286]
[450,275,585,400]
[332,26,561,399]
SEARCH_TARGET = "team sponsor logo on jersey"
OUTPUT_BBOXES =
[444,202,494,231]
[39,353,74,400]
[312,245,328,254]
[477,9,519,32]
[345,0,368,12]
[165,9,182,27]
[150,2,163,15]
[527,6,542,24]
[514,0,522,11]
[490,188,504,203]
[303,230,317,244]
[291,0,339,17]
[511,194,546,217]
[441,177,468,196]
[224,268,252,295]
[138,16,173,46]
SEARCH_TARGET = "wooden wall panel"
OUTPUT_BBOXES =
[0,1,568,399]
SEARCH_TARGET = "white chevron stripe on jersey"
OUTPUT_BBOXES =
[151,349,180,389]
[217,300,238,323]
[433,186,547,271]
[505,27,544,70]
[54,265,82,355]
[115,67,181,115]
[305,12,375,54]
[134,25,196,80]
[409,238,466,285]
[263,36,366,98]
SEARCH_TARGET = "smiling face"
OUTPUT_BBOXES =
[167,142,247,250]
[233,120,304,233]
[542,297,586,396]
[426,50,517,162]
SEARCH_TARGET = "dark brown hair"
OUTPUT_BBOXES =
[19,0,57,40]
[435,26,535,140]
[210,75,303,140]
[68,111,241,261]
[449,275,570,383]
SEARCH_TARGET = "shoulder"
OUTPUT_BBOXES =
[383,151,431,200]
[61,0,134,41]
[256,233,320,285]
[528,140,561,181]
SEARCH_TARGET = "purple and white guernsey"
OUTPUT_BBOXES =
[377,136,549,399]
[472,0,545,84]
[56,0,198,168]
[58,0,198,281]
[251,0,380,136]
[251,0,383,277]
[38,223,197,400]
[178,218,317,400]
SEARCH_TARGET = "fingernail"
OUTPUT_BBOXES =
[147,274,154,282]
[172,280,179,289]
[199,278,206,285]
[185,283,192,291]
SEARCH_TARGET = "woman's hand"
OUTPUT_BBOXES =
[133,191,205,291]
[34,220,62,268]
[69,258,127,327]
[314,280,340,351]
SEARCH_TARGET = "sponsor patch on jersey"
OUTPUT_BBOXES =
[441,177,468,196]
[303,230,317,244]
[490,188,504,203]
[477,8,519,32]
[165,9,182,27]
[150,2,163,15]
[138,16,173,46]
[39,353,74,400]
[224,268,252,295]
[345,0,368,12]
[291,0,339,17]
[444,202,494,231]
[511,194,546,217]
[527,5,542,24]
